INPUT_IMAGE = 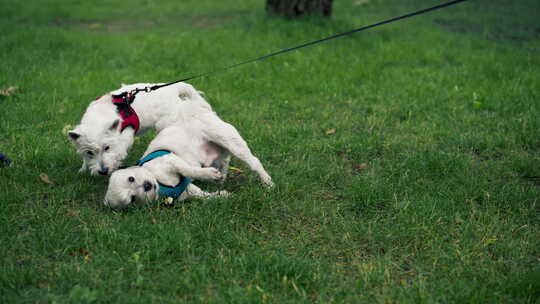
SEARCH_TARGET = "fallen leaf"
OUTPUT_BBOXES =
[483,238,497,246]
[229,166,244,173]
[352,163,369,172]
[67,209,80,217]
[354,162,368,170]
[39,173,55,185]
[87,23,102,29]
[70,248,90,259]
[325,128,336,135]
[69,248,92,262]
[62,124,74,136]
[0,86,18,97]
[39,281,50,288]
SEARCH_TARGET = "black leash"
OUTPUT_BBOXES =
[117,0,469,100]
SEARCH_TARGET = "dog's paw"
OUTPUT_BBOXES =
[262,177,274,189]
[217,190,230,197]
[205,190,230,199]
[199,167,222,182]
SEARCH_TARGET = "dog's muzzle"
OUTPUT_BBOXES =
[143,181,153,192]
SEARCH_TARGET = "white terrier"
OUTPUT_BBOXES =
[104,124,236,209]
[67,82,272,187]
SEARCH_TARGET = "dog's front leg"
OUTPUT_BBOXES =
[183,184,230,199]
[201,116,274,187]
[78,160,89,174]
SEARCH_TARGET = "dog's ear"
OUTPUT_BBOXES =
[68,130,81,141]
[109,119,121,132]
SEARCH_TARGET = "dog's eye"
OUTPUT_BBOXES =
[104,146,110,151]
[86,151,94,157]
[130,195,136,204]
[128,176,135,183]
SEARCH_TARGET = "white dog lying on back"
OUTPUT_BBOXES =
[104,124,233,209]
[68,82,272,187]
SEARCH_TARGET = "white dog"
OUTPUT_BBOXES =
[104,124,235,209]
[67,82,272,187]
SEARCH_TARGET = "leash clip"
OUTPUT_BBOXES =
[127,86,152,97]
[112,85,153,105]
[111,91,136,105]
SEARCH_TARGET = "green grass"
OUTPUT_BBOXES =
[1,0,539,302]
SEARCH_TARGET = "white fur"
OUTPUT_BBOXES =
[68,82,273,187]
[104,124,241,209]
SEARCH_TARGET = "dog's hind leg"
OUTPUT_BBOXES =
[201,116,273,187]
[163,154,223,182]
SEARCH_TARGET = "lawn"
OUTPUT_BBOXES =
[1,0,539,303]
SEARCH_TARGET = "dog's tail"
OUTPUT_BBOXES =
[174,83,212,109]
[176,83,197,100]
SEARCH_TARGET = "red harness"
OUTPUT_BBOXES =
[109,93,140,134]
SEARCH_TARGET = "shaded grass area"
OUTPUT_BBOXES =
[1,0,539,302]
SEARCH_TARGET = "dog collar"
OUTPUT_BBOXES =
[136,150,192,200]
[110,93,140,134]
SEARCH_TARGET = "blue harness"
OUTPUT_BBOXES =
[136,150,192,199]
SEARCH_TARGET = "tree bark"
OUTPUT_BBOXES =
[266,0,333,18]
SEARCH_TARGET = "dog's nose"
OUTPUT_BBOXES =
[143,181,153,192]
[98,168,109,175]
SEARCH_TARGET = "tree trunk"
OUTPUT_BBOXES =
[266,0,333,18]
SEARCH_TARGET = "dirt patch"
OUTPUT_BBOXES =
[52,18,156,32]
[50,12,245,32]
[191,13,243,29]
